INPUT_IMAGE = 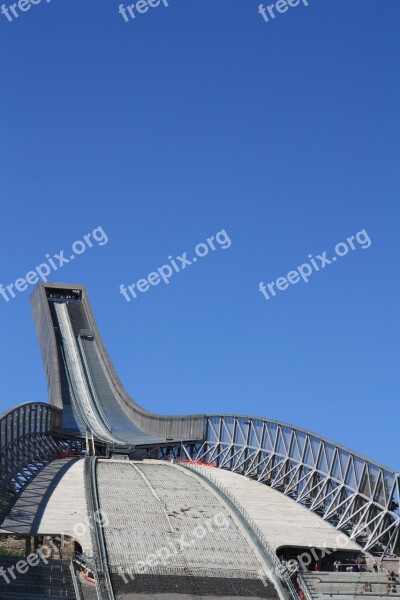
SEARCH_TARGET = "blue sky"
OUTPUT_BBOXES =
[0,0,399,470]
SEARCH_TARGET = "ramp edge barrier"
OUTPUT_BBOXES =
[84,457,115,600]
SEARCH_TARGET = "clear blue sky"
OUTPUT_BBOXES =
[0,0,399,470]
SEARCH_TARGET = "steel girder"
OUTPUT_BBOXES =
[182,415,399,555]
[0,402,64,523]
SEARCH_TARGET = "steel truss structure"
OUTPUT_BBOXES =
[0,402,72,523]
[176,415,400,555]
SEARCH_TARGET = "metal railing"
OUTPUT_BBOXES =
[84,457,115,600]
[70,559,84,600]
[297,571,315,600]
[305,582,400,597]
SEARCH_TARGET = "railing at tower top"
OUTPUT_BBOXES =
[0,401,63,523]
[191,415,400,555]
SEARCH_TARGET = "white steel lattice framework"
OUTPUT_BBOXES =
[188,415,400,555]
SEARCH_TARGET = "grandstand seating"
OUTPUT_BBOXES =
[303,571,400,600]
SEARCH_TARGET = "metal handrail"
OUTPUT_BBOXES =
[302,580,400,596]
[84,457,115,600]
[83,463,103,600]
[73,551,97,574]
[70,559,84,600]
[296,571,315,600]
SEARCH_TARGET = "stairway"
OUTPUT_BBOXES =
[0,556,76,599]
